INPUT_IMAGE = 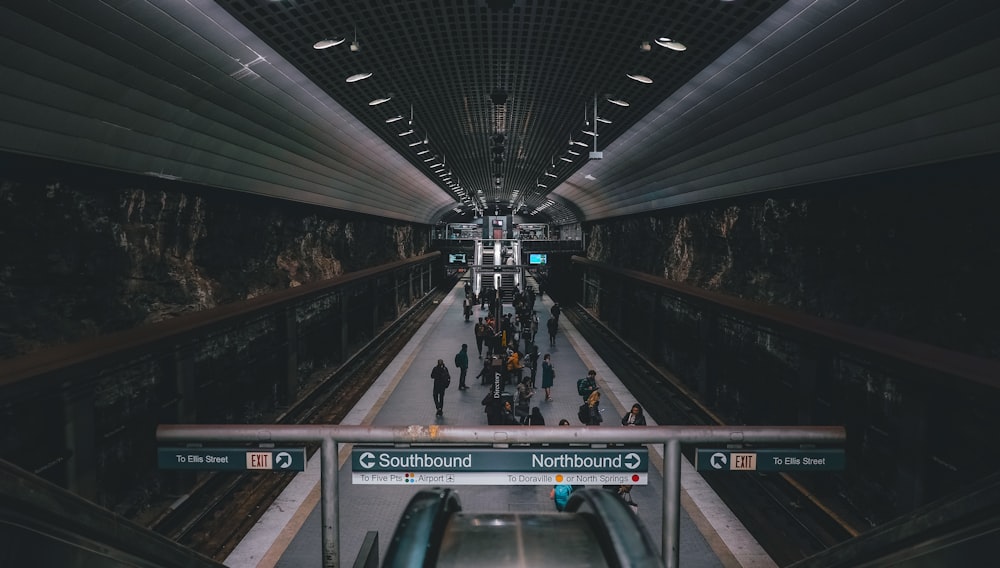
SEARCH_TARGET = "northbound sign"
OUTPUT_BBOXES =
[158,447,307,471]
[351,447,648,485]
[695,448,845,472]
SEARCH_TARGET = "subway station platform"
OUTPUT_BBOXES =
[223,278,775,567]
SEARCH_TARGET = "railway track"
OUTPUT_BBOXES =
[146,287,450,561]
[564,304,864,565]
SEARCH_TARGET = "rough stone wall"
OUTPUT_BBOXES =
[0,155,430,358]
[585,156,1000,359]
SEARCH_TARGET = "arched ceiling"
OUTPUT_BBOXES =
[1,1,998,226]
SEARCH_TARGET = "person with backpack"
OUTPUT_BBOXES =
[577,369,599,401]
[550,482,572,512]
[454,344,470,390]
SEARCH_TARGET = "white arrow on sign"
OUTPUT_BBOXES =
[710,452,727,470]
[359,452,376,469]
[275,452,292,469]
[624,452,641,470]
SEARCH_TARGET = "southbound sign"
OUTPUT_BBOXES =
[351,447,648,486]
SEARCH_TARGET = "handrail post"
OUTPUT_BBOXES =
[664,438,681,568]
[322,437,339,568]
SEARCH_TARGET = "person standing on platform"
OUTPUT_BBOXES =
[547,317,558,346]
[583,390,603,426]
[622,403,647,426]
[474,318,487,358]
[550,302,561,321]
[541,353,555,401]
[431,359,451,417]
[454,344,470,390]
[577,369,599,401]
[528,407,545,425]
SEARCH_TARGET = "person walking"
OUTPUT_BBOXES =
[454,344,470,390]
[431,359,451,417]
[474,318,486,358]
[546,317,558,346]
[541,353,555,401]
[550,302,561,321]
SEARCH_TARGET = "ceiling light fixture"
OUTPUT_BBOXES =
[655,37,687,51]
[313,38,345,50]
[571,139,588,147]
[568,150,580,156]
[544,172,557,178]
[626,73,653,84]
[398,129,414,137]
[385,115,403,123]
[582,129,598,137]
[407,140,422,147]
[560,156,573,163]
[596,116,612,124]
[607,97,630,107]
[368,96,392,106]
[417,149,429,155]
[346,72,372,83]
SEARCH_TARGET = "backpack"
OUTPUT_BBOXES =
[577,377,590,396]
[577,403,590,424]
[553,484,571,510]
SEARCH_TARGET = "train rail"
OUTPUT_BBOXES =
[564,304,865,565]
[145,287,450,561]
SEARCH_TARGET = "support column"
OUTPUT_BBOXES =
[321,437,339,568]
[282,307,299,405]
[62,383,97,500]
[696,308,716,403]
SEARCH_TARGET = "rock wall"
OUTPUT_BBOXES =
[0,154,430,358]
[585,154,1000,359]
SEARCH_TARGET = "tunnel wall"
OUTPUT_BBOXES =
[0,152,432,359]
[580,153,1000,523]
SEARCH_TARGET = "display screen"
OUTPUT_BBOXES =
[528,253,547,265]
[448,253,467,264]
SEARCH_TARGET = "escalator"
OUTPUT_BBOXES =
[382,488,663,568]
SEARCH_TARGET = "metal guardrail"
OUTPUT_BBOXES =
[157,424,845,568]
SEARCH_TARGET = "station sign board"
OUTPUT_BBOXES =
[695,448,845,472]
[351,447,648,486]
[157,447,307,471]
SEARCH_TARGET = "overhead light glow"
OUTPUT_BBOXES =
[582,129,598,137]
[655,37,687,51]
[560,156,573,162]
[368,96,391,106]
[571,140,588,147]
[385,115,404,123]
[568,150,580,156]
[313,38,345,49]
[407,140,423,147]
[627,73,653,84]
[346,72,373,82]
[398,129,414,137]
[595,116,612,124]
[607,97,630,107]
[544,172,557,178]
[417,149,430,155]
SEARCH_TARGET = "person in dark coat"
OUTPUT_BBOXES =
[622,403,647,426]
[584,391,603,426]
[431,359,451,417]
[547,317,558,346]
[454,344,470,390]
[541,353,555,401]
[527,406,546,426]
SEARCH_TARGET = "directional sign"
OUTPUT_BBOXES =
[695,448,845,472]
[351,447,648,486]
[158,447,306,471]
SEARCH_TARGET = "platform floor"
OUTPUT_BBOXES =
[223,277,776,567]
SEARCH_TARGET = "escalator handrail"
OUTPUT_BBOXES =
[566,488,664,568]
[382,488,462,568]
